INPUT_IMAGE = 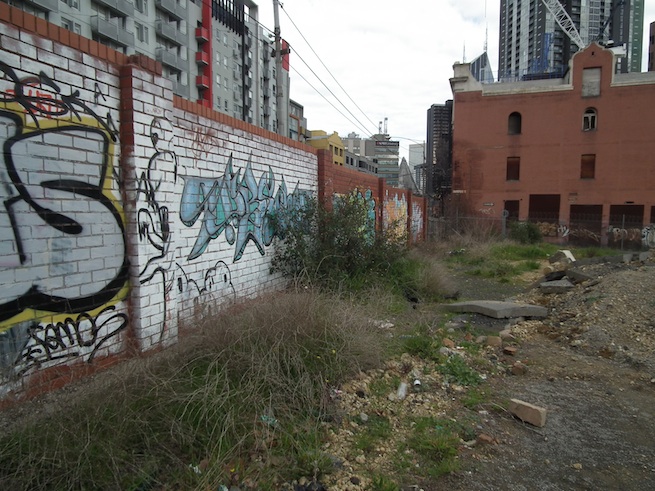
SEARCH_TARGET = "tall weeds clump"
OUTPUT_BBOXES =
[0,292,385,490]
[271,194,451,300]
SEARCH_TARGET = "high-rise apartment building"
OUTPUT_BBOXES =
[5,0,290,133]
[498,0,644,80]
[426,101,452,198]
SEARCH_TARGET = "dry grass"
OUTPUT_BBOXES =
[0,291,387,491]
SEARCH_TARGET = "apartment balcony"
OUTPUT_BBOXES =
[196,75,210,89]
[195,27,209,43]
[155,20,186,46]
[156,48,187,71]
[195,51,209,66]
[171,80,189,98]
[90,16,134,47]
[155,0,186,21]
[24,0,58,12]
[93,0,134,17]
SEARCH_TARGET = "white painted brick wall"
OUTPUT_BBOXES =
[0,35,128,396]
[0,29,319,400]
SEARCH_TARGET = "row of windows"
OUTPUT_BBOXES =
[508,109,598,134]
[506,155,596,181]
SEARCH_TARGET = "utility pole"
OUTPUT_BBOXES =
[273,0,287,137]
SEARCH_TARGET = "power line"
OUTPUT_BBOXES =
[291,47,375,137]
[290,65,372,136]
[279,4,379,134]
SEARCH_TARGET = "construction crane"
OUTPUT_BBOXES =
[540,0,585,50]
[595,0,625,44]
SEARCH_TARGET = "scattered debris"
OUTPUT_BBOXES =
[508,398,548,427]
[503,346,518,356]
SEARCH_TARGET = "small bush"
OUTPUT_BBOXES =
[270,194,407,292]
[508,221,542,244]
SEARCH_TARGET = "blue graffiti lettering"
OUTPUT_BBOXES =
[180,154,309,261]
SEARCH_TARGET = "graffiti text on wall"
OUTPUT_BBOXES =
[0,62,118,140]
[411,202,424,242]
[384,193,408,238]
[17,306,128,375]
[0,62,127,374]
[180,154,309,261]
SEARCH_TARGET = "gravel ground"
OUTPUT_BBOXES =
[3,256,654,491]
[440,258,655,491]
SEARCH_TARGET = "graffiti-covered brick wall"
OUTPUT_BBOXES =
[0,10,317,401]
[125,81,317,351]
[318,150,427,243]
[0,23,130,398]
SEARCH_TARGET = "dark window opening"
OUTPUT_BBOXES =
[504,200,519,220]
[528,194,560,223]
[508,112,522,134]
[506,156,520,180]
[581,154,595,179]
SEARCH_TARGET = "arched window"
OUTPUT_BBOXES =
[508,112,522,134]
[583,108,597,131]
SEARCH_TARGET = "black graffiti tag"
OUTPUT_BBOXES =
[18,306,128,374]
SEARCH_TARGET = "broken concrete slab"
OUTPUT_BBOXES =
[508,398,547,427]
[544,270,567,282]
[540,278,575,294]
[443,300,548,319]
[565,269,594,284]
[549,250,576,264]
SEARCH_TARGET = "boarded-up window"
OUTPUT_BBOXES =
[581,154,596,179]
[582,68,601,97]
[506,157,520,180]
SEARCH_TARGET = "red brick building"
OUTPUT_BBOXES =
[450,43,655,247]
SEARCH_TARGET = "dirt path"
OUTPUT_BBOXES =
[440,262,655,491]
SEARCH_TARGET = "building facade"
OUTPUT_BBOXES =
[426,101,453,199]
[498,0,644,80]
[5,0,290,132]
[307,130,345,166]
[342,133,400,186]
[408,142,425,192]
[450,43,655,247]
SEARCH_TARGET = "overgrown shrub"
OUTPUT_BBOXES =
[508,220,542,244]
[270,194,407,292]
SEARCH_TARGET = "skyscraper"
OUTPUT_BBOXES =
[426,101,453,198]
[498,0,644,80]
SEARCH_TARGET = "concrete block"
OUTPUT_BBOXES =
[566,269,594,284]
[540,279,575,294]
[508,398,547,427]
[443,300,548,319]
[548,250,576,264]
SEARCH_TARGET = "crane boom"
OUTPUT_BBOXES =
[541,0,585,50]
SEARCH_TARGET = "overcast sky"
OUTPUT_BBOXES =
[256,1,655,161]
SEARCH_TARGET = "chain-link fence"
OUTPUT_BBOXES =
[428,213,654,251]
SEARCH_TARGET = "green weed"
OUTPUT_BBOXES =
[354,413,392,454]
[438,355,483,386]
